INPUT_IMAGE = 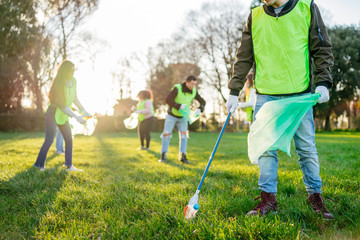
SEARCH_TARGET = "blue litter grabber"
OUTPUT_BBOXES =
[184,112,232,220]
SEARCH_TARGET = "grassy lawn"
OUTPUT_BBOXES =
[0,131,359,239]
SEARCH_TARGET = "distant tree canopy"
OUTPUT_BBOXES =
[147,62,201,109]
[147,1,247,106]
[0,0,99,113]
[0,0,39,112]
[44,0,99,60]
[142,1,360,130]
[314,25,360,130]
[1,0,360,132]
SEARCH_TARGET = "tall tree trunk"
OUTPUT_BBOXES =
[15,94,22,110]
[347,110,351,129]
[35,79,43,113]
[324,115,331,131]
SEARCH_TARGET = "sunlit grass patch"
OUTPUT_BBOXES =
[0,131,359,239]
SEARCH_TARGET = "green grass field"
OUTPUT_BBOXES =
[0,131,359,239]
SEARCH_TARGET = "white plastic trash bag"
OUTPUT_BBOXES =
[123,112,139,129]
[70,116,98,136]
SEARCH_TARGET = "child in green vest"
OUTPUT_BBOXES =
[33,60,91,172]
[134,90,155,150]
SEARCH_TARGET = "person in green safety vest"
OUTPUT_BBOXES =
[134,90,155,150]
[159,75,206,163]
[237,71,256,126]
[226,0,334,219]
[33,60,91,172]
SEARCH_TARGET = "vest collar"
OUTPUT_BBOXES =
[181,82,194,93]
[263,0,298,17]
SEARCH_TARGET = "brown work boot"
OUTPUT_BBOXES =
[307,193,334,219]
[246,191,278,216]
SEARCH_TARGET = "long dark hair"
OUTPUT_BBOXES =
[49,60,75,108]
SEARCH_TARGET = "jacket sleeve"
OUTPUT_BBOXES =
[194,92,206,112]
[165,87,181,110]
[309,2,334,88]
[228,12,255,96]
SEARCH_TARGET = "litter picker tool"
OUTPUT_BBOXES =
[184,112,232,220]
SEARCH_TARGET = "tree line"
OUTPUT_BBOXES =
[0,0,99,114]
[1,0,359,131]
[141,0,360,130]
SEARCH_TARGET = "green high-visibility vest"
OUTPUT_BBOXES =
[171,84,197,117]
[55,77,77,125]
[245,87,255,122]
[137,99,155,122]
[252,0,312,94]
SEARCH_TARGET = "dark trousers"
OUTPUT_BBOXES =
[34,106,73,168]
[138,117,154,148]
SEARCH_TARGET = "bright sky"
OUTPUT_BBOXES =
[75,0,360,115]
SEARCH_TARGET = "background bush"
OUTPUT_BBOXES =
[0,110,44,132]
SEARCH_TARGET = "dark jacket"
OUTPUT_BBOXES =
[228,0,333,96]
[166,82,206,118]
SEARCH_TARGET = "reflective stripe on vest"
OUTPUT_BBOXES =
[171,84,197,117]
[137,99,155,122]
[252,0,311,94]
[55,77,77,125]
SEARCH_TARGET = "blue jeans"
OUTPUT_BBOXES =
[161,114,188,154]
[254,93,322,194]
[34,106,73,168]
[56,128,64,152]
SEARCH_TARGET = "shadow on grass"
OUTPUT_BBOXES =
[0,132,45,150]
[0,166,68,239]
[94,134,142,172]
[145,149,160,159]
[41,152,59,164]
[165,159,189,168]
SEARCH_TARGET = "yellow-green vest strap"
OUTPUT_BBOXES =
[245,87,255,122]
[171,84,197,117]
[252,0,312,95]
[137,99,155,122]
[55,77,77,125]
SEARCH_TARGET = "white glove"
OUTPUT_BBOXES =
[195,109,201,116]
[81,109,91,117]
[237,102,247,109]
[226,95,238,113]
[75,115,86,124]
[315,86,330,103]
[180,104,186,110]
